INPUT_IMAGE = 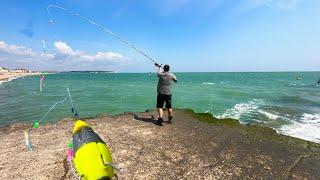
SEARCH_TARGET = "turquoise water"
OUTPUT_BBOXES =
[1,72,320,143]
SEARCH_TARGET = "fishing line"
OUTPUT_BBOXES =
[67,87,79,118]
[29,96,69,132]
[39,97,68,123]
[46,4,160,66]
[25,88,78,150]
[24,95,68,150]
[41,40,46,55]
[67,141,80,180]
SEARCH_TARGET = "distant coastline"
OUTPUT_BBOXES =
[65,70,116,73]
[0,67,44,84]
[0,72,42,84]
[0,70,116,84]
[0,66,58,84]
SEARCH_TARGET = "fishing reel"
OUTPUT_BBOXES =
[154,63,162,68]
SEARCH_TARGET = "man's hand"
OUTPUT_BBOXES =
[155,63,161,67]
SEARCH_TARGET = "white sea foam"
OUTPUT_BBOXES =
[8,77,19,81]
[258,110,279,120]
[0,78,13,84]
[217,99,263,120]
[202,82,215,85]
[277,113,320,143]
[0,76,20,85]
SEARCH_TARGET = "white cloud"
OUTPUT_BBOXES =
[0,40,125,71]
[42,53,55,59]
[81,52,123,62]
[54,41,123,62]
[54,41,75,55]
[0,41,36,57]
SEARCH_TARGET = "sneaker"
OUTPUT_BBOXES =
[157,117,163,126]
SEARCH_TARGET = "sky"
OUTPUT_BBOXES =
[0,0,319,72]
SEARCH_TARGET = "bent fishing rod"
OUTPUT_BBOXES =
[47,4,163,68]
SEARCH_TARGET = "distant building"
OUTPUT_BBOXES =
[12,68,32,73]
[0,67,33,73]
[0,67,9,73]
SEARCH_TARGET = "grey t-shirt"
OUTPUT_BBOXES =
[157,71,177,95]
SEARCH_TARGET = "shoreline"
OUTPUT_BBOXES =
[0,72,42,84]
[0,108,319,145]
[0,109,319,179]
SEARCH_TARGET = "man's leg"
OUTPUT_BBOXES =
[156,94,164,125]
[168,108,173,123]
[168,108,173,117]
[157,108,164,125]
[165,95,173,123]
[158,108,163,119]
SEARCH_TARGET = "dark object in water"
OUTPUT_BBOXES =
[317,78,320,85]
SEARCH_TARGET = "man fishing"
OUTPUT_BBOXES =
[155,63,178,125]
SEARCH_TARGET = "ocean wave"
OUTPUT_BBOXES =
[0,77,19,85]
[280,95,320,106]
[258,110,279,120]
[277,113,320,143]
[202,82,215,85]
[216,99,264,120]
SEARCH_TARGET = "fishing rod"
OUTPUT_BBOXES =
[46,4,162,68]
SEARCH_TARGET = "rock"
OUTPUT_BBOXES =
[0,109,319,179]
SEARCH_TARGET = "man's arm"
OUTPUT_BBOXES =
[155,63,164,77]
[172,74,178,83]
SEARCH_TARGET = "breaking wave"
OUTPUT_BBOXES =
[202,82,215,85]
[216,99,264,120]
[277,113,320,143]
[258,110,280,120]
[0,77,19,85]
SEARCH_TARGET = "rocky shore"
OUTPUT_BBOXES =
[0,109,319,179]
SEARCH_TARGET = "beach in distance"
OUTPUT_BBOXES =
[0,71,41,84]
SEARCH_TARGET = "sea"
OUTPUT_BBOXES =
[0,72,319,143]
